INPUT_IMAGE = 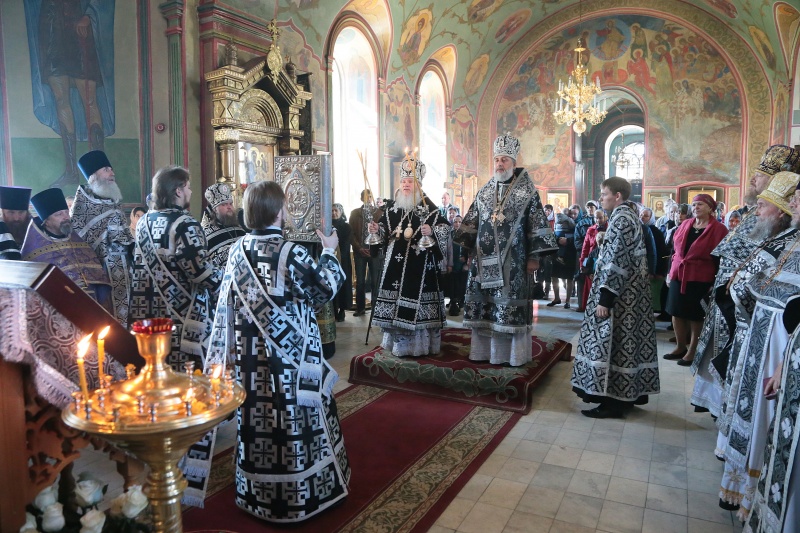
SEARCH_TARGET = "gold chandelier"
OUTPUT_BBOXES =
[553,37,607,134]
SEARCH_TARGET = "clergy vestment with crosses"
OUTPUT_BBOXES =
[691,207,759,416]
[718,230,800,511]
[129,208,222,369]
[371,196,450,357]
[70,184,135,326]
[200,209,247,269]
[207,230,349,523]
[571,204,660,403]
[454,167,557,366]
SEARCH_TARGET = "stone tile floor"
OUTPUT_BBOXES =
[75,293,740,532]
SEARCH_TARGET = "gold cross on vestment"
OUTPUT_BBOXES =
[492,211,505,224]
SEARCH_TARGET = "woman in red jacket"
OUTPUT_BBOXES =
[663,194,728,366]
[578,209,608,310]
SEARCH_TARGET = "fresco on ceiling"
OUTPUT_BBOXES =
[464,54,490,96]
[384,77,415,155]
[429,45,457,91]
[772,83,788,145]
[280,25,326,145]
[775,4,800,67]
[450,105,477,172]
[703,0,738,19]
[398,9,433,66]
[494,15,742,188]
[496,9,531,44]
[749,26,776,70]
[468,0,505,23]
[289,0,319,7]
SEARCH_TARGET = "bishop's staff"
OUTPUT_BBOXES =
[358,149,382,246]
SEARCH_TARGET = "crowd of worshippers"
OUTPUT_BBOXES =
[4,139,800,529]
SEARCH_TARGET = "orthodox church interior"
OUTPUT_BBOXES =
[1,0,799,531]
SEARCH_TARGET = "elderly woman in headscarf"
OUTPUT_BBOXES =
[724,210,741,230]
[663,194,728,365]
[332,203,352,322]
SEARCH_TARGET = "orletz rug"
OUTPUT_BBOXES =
[349,327,572,414]
[184,384,521,533]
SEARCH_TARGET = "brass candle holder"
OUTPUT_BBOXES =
[62,318,245,533]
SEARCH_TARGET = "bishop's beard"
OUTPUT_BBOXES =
[395,190,418,211]
[750,214,790,241]
[216,211,239,228]
[89,178,123,203]
[494,168,514,182]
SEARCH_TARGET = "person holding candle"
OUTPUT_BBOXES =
[129,166,222,370]
[207,180,349,522]
[453,134,558,366]
[71,150,136,327]
[367,152,451,357]
[22,188,113,311]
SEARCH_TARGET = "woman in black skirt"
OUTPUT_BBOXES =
[664,194,728,365]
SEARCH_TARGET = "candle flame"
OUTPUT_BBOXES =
[98,325,110,340]
[211,365,223,379]
[77,334,92,359]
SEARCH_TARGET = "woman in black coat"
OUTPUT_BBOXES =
[332,203,352,321]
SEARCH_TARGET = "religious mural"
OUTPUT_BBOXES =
[749,26,776,70]
[450,106,477,172]
[398,9,433,66]
[775,4,800,66]
[464,54,490,97]
[280,25,327,145]
[495,9,531,44]
[384,77,415,155]
[343,0,393,64]
[467,0,504,23]
[495,15,743,187]
[773,83,789,145]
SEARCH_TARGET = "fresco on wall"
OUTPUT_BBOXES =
[23,0,116,188]
[468,0,505,23]
[703,0,738,19]
[343,0,393,63]
[749,26,776,70]
[464,54,490,96]
[384,77,415,154]
[450,105,477,171]
[398,9,433,66]
[494,15,743,188]
[775,4,800,66]
[495,9,531,44]
[280,25,326,145]
[773,83,788,145]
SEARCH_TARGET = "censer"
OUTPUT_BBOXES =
[62,318,245,533]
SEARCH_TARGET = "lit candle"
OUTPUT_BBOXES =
[211,364,222,393]
[77,334,91,398]
[97,326,110,377]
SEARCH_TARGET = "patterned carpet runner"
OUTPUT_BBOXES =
[349,327,572,413]
[184,385,521,533]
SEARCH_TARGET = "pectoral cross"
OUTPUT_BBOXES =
[492,210,505,224]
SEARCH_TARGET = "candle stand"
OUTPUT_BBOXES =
[62,319,244,533]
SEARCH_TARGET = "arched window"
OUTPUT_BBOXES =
[331,28,379,214]
[418,71,447,207]
[605,125,645,181]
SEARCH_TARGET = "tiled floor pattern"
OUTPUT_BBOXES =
[74,295,740,532]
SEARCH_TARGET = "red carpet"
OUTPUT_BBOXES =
[184,385,520,533]
[349,327,572,414]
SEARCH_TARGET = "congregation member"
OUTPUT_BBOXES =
[440,191,459,218]
[71,150,135,326]
[129,166,222,369]
[724,209,741,230]
[746,188,800,531]
[332,202,352,322]
[129,205,147,237]
[349,189,381,317]
[367,156,449,356]
[571,177,659,418]
[207,180,349,523]
[548,209,576,308]
[22,188,112,309]
[0,185,31,259]
[663,194,728,366]
[448,215,468,316]
[573,201,597,312]
[691,145,800,417]
[641,207,669,312]
[716,171,800,514]
[201,183,247,268]
[578,208,607,310]
[454,134,557,366]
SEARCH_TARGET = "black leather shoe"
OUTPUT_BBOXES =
[546,300,562,307]
[719,499,739,511]
[564,302,571,309]
[663,349,687,360]
[676,358,694,366]
[581,406,624,419]
[353,310,365,317]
